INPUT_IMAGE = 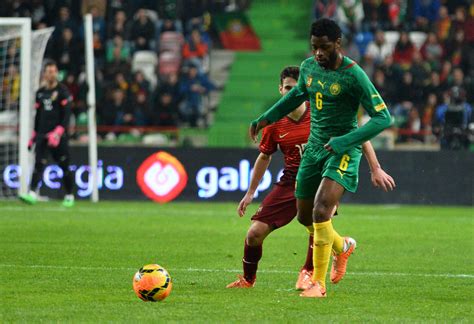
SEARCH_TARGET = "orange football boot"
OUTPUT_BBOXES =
[330,237,357,284]
[226,275,255,288]
[299,281,326,298]
[295,269,313,290]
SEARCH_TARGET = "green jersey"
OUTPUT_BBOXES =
[253,56,392,154]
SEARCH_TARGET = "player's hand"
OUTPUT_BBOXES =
[27,131,36,151]
[237,192,254,217]
[46,126,65,148]
[249,120,269,143]
[370,167,396,192]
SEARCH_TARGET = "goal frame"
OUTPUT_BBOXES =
[0,18,32,197]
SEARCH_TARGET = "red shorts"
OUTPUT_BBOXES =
[251,181,297,229]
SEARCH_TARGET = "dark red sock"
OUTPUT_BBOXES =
[302,235,314,271]
[242,241,262,283]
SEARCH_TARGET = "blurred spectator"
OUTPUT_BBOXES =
[2,65,20,110]
[130,71,151,98]
[421,93,438,141]
[399,106,422,142]
[179,64,216,127]
[446,29,469,70]
[64,73,79,111]
[393,31,416,67]
[379,55,403,97]
[365,30,393,65]
[362,0,390,31]
[409,50,431,89]
[89,5,106,43]
[52,27,81,75]
[183,29,209,72]
[100,88,128,128]
[373,68,392,103]
[420,32,444,70]
[435,6,451,42]
[182,0,206,23]
[439,60,452,85]
[130,9,156,51]
[448,67,465,89]
[336,0,365,34]
[157,72,182,107]
[107,10,130,39]
[105,47,130,78]
[449,6,467,37]
[398,71,423,105]
[131,90,150,126]
[343,33,360,62]
[53,6,79,39]
[314,0,337,20]
[433,86,472,149]
[112,72,130,93]
[93,32,105,68]
[157,19,183,35]
[413,0,440,31]
[425,71,446,101]
[106,35,131,63]
[151,92,179,127]
[30,0,47,27]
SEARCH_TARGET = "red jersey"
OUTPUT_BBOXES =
[259,102,310,182]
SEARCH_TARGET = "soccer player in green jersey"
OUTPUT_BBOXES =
[249,18,394,298]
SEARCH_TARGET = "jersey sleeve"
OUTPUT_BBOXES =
[252,60,309,126]
[327,65,392,154]
[259,125,277,155]
[58,85,72,129]
[33,91,41,132]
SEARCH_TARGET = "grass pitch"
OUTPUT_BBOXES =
[0,201,472,322]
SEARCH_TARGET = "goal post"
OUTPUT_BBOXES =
[84,14,99,202]
[0,18,31,197]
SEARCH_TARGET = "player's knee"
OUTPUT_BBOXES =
[297,211,312,226]
[57,156,70,171]
[246,225,268,246]
[34,159,47,170]
[313,201,333,222]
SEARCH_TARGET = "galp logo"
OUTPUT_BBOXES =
[136,151,187,203]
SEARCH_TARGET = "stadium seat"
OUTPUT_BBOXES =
[132,51,158,89]
[354,32,373,56]
[159,32,184,54]
[159,51,181,76]
[384,31,399,49]
[409,31,427,49]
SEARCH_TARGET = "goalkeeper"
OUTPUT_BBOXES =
[20,61,75,207]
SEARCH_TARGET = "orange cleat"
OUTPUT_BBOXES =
[299,281,326,298]
[330,237,357,284]
[226,275,255,288]
[295,269,313,290]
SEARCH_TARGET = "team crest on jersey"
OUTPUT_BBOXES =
[306,76,313,87]
[51,91,58,101]
[330,83,341,95]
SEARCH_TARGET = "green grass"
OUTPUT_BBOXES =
[1,201,473,322]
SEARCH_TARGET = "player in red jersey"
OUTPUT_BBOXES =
[226,66,395,289]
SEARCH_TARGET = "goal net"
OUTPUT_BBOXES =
[0,19,53,198]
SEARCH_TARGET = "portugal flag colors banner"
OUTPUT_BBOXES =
[213,11,261,50]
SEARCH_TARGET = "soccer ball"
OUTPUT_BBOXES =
[133,264,172,302]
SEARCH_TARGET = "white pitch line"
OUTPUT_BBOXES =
[0,264,472,279]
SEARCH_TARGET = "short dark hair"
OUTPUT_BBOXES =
[280,66,299,84]
[311,18,341,41]
[43,60,57,70]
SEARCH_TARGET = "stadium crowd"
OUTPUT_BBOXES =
[314,0,473,148]
[1,1,247,141]
[2,0,472,148]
